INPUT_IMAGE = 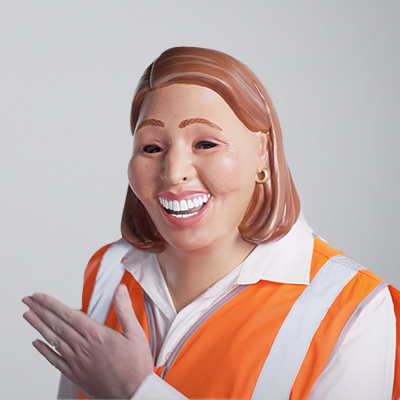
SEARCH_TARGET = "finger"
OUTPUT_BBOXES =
[113,284,142,339]
[23,309,77,360]
[25,293,93,337]
[23,297,85,353]
[23,308,62,347]
[32,339,74,380]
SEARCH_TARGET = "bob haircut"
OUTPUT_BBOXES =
[122,47,300,253]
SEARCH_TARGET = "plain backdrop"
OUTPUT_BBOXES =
[1,1,399,398]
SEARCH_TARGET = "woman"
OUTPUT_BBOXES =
[23,47,400,400]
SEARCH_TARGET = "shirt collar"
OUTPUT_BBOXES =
[123,215,314,316]
[123,247,177,319]
[237,215,313,285]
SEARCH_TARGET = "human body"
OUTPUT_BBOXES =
[23,47,400,399]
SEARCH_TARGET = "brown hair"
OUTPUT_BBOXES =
[122,47,300,252]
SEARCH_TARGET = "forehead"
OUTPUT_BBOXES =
[136,84,245,130]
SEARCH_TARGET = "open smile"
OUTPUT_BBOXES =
[158,194,211,218]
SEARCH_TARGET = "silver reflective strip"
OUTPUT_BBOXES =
[87,239,130,323]
[160,284,249,379]
[252,255,360,400]
[332,254,365,271]
[143,290,157,360]
[326,280,387,366]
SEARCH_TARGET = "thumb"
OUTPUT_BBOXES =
[113,284,141,339]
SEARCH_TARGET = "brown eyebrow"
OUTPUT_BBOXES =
[136,119,165,131]
[179,118,222,131]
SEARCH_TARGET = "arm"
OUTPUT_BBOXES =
[308,287,396,400]
[23,284,154,399]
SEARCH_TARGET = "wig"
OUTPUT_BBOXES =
[122,47,300,252]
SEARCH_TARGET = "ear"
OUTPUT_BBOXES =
[255,133,269,172]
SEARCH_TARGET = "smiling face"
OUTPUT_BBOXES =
[128,84,267,253]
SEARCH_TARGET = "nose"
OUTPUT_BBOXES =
[161,143,195,185]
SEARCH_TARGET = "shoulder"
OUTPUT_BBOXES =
[81,239,132,313]
[310,236,383,285]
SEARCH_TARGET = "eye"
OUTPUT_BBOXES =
[142,145,163,154]
[195,141,217,150]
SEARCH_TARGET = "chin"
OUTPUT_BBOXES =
[163,235,213,254]
[162,225,241,254]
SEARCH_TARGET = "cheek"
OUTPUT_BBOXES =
[204,153,255,195]
[127,157,158,200]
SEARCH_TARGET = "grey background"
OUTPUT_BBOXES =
[1,1,399,398]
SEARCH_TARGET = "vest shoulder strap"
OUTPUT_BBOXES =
[81,242,115,314]
[83,239,130,323]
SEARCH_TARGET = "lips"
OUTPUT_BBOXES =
[158,193,211,218]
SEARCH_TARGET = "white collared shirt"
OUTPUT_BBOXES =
[58,217,396,399]
[123,216,314,368]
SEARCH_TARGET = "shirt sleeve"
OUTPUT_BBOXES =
[307,286,396,400]
[131,373,188,400]
[57,374,79,399]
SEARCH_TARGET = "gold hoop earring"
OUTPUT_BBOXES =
[255,168,269,184]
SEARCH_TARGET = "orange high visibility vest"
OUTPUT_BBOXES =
[79,238,400,400]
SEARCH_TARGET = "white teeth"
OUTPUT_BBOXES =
[158,194,211,212]
[180,199,188,211]
[171,211,199,218]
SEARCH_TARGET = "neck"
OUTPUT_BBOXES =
[156,236,255,313]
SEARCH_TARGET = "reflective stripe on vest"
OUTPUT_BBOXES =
[252,254,384,400]
[144,291,157,360]
[159,284,249,379]
[79,240,398,400]
[86,240,130,323]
